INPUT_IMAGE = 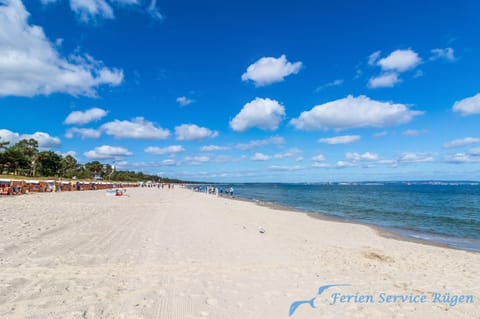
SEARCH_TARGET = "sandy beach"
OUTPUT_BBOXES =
[0,187,478,318]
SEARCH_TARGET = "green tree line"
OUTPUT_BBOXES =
[0,138,183,183]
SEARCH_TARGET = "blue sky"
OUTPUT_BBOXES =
[1,0,480,182]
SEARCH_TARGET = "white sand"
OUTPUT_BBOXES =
[0,188,478,318]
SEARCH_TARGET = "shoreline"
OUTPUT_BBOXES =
[216,192,480,254]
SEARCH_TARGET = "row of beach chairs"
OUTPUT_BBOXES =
[0,179,139,196]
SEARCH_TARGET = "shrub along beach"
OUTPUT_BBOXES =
[0,138,184,196]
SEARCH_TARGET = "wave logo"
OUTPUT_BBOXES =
[289,284,351,316]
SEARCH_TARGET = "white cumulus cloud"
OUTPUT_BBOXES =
[446,153,473,163]
[65,127,101,139]
[430,48,455,62]
[176,96,194,106]
[377,49,422,72]
[58,150,77,159]
[452,93,480,116]
[368,73,400,88]
[290,95,422,131]
[445,149,480,163]
[0,0,123,97]
[147,0,163,20]
[41,0,158,22]
[368,49,421,89]
[70,0,114,22]
[368,50,381,65]
[230,97,285,132]
[273,148,301,159]
[160,159,176,166]
[84,145,132,160]
[183,155,210,165]
[101,117,170,139]
[111,0,139,5]
[443,137,480,148]
[269,165,304,171]
[0,129,20,146]
[345,152,379,161]
[144,145,185,155]
[175,124,218,141]
[200,145,230,152]
[235,136,285,150]
[64,107,108,125]
[251,153,271,161]
[315,79,344,92]
[468,148,480,156]
[241,55,302,87]
[22,132,61,150]
[318,135,360,145]
[336,161,357,168]
[212,155,235,163]
[0,129,60,150]
[312,154,326,162]
[398,152,434,163]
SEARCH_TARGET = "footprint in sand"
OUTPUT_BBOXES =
[364,250,394,262]
[205,298,218,306]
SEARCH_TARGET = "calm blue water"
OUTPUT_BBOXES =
[214,182,480,252]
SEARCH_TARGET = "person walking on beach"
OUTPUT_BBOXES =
[229,187,234,197]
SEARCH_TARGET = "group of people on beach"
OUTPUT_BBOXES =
[141,183,175,189]
[0,180,40,195]
[0,179,138,196]
[0,183,22,195]
[195,185,234,197]
[221,187,235,197]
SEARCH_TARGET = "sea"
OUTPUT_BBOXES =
[212,182,480,252]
